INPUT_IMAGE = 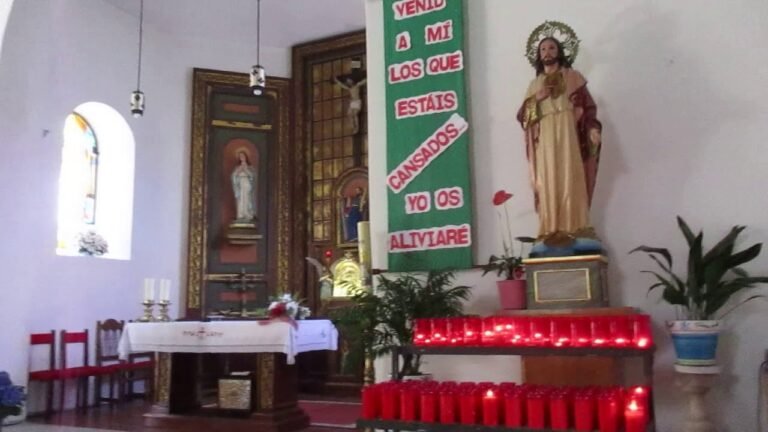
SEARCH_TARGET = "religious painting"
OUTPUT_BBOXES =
[185,69,293,319]
[335,168,368,248]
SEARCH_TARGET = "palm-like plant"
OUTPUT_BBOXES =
[331,270,471,378]
[630,216,768,320]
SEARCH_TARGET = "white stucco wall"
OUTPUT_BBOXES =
[366,1,768,431]
[0,0,289,411]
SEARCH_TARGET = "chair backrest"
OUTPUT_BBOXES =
[60,329,89,370]
[95,319,125,366]
[29,330,56,373]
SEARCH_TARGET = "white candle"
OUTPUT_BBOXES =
[147,278,156,302]
[160,279,170,302]
[143,278,150,302]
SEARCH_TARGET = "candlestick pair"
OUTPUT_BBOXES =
[142,277,172,302]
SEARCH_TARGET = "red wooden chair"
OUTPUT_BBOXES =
[59,329,101,411]
[94,319,128,404]
[28,330,58,416]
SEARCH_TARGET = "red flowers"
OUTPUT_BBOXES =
[493,190,513,206]
[268,302,286,318]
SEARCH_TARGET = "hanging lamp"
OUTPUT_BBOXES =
[249,0,266,96]
[130,0,145,117]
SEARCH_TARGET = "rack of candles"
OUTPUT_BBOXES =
[412,314,653,349]
[360,380,652,431]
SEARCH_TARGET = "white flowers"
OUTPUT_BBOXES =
[268,293,311,320]
[78,230,108,256]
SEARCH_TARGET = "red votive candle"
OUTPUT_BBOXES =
[624,399,647,432]
[459,389,479,425]
[361,385,379,419]
[597,390,620,432]
[420,390,437,423]
[591,316,610,347]
[481,316,497,346]
[573,391,595,431]
[447,317,465,345]
[482,389,500,426]
[530,316,551,345]
[526,392,547,429]
[549,391,570,430]
[413,318,430,345]
[551,317,571,347]
[570,317,591,346]
[431,318,448,345]
[609,315,631,346]
[439,389,457,424]
[632,314,653,348]
[463,316,481,345]
[381,384,400,420]
[511,316,530,345]
[400,387,418,421]
[504,389,525,427]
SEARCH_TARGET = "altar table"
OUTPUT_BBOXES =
[117,319,339,432]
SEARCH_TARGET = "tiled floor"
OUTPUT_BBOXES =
[20,400,356,432]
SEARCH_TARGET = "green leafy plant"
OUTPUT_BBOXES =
[331,270,471,378]
[630,216,768,320]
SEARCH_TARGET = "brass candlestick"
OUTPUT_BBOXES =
[138,300,155,322]
[156,300,171,322]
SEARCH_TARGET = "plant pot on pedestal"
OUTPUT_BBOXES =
[668,320,721,366]
[497,279,526,310]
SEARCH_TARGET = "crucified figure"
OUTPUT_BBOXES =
[334,74,367,135]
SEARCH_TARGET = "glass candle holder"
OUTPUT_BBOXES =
[413,318,431,345]
[549,391,570,430]
[481,389,500,426]
[439,389,457,424]
[526,392,547,429]
[511,316,530,345]
[361,385,379,419]
[631,314,653,348]
[431,318,448,345]
[551,317,571,347]
[591,316,610,347]
[481,316,497,346]
[503,389,525,427]
[570,316,591,347]
[463,316,482,345]
[573,391,595,431]
[459,389,479,425]
[447,317,465,345]
[400,387,418,421]
[420,390,438,423]
[530,316,552,345]
[381,384,400,420]
[609,315,631,347]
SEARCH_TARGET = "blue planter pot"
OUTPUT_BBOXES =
[667,320,720,366]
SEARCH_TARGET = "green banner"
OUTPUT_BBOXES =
[383,0,473,272]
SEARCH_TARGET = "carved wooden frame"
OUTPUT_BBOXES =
[292,30,366,306]
[185,68,292,317]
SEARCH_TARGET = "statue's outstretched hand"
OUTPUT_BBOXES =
[589,128,602,145]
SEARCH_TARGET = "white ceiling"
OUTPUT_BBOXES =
[101,0,366,48]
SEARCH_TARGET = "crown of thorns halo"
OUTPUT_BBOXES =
[526,21,581,68]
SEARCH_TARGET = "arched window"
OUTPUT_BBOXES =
[57,102,135,259]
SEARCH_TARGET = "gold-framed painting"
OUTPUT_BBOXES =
[184,68,293,319]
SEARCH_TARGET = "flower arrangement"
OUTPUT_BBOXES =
[268,293,311,321]
[78,230,108,256]
[0,372,25,418]
[482,190,535,280]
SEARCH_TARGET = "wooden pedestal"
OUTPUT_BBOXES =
[523,255,609,309]
[145,352,309,432]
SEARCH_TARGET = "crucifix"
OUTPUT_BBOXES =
[334,57,367,138]
[226,268,259,318]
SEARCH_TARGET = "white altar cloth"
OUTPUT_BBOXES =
[118,319,338,364]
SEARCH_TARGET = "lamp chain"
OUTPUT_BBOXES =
[256,0,261,65]
[136,0,144,91]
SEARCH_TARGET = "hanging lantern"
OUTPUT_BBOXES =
[249,65,266,96]
[130,90,145,118]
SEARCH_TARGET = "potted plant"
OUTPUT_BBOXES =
[482,190,535,309]
[332,270,471,379]
[0,372,25,429]
[630,216,768,366]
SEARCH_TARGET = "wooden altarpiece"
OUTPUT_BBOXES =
[292,30,368,397]
[144,69,309,432]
